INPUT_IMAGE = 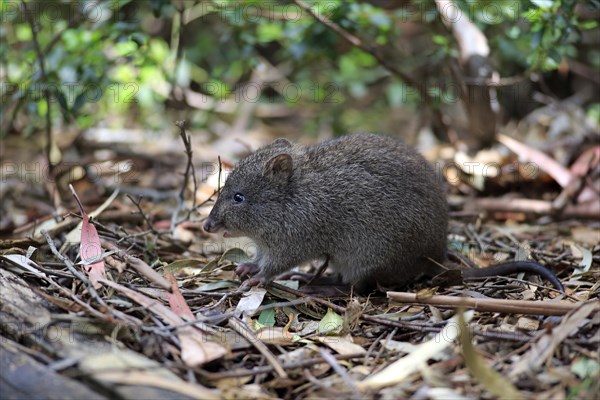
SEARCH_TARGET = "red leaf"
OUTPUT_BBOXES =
[70,185,106,288]
[165,272,195,320]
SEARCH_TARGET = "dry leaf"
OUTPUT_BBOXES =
[69,184,107,288]
[165,272,195,320]
[570,226,600,246]
[101,279,227,366]
[1,254,48,280]
[516,317,540,331]
[235,287,267,317]
[497,134,572,187]
[567,242,593,276]
[254,326,297,345]
[64,187,120,244]
[314,335,366,355]
[510,301,599,377]
[357,310,474,391]
[79,351,220,400]
[458,311,524,400]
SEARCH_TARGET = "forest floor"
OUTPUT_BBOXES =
[1,113,599,399]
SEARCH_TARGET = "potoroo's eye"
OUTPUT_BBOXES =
[233,193,245,203]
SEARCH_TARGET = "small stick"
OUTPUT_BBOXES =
[126,194,158,234]
[472,197,599,219]
[6,252,107,320]
[369,328,397,367]
[306,256,330,286]
[198,353,365,380]
[172,120,199,230]
[319,348,362,400]
[388,291,581,316]
[228,317,288,379]
[102,241,170,290]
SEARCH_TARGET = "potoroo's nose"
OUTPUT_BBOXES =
[203,218,215,233]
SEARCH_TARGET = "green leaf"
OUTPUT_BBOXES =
[543,55,560,70]
[433,34,449,46]
[339,55,357,77]
[114,40,138,57]
[580,20,598,30]
[571,358,599,379]
[353,50,376,67]
[163,258,206,272]
[386,81,406,107]
[257,307,276,327]
[318,308,343,335]
[219,248,251,265]
[111,64,137,83]
[16,25,33,41]
[257,23,284,43]
[531,30,543,47]
[130,32,148,46]
[507,26,520,39]
[253,318,268,331]
[62,29,80,50]
[201,259,219,272]
[523,8,542,23]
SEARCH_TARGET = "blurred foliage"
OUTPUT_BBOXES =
[2,0,598,140]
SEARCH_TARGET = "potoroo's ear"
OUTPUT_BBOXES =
[268,138,292,149]
[263,153,293,182]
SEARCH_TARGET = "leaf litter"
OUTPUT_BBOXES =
[1,125,598,399]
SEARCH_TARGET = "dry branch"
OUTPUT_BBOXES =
[435,0,498,148]
[388,291,584,316]
[172,120,199,231]
[102,241,170,290]
[471,197,600,219]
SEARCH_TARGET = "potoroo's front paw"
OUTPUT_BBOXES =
[235,262,260,279]
[241,274,269,289]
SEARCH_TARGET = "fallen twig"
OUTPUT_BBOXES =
[388,291,580,316]
[102,241,171,290]
[198,353,365,380]
[319,347,362,400]
[172,120,199,230]
[41,229,107,308]
[471,197,600,219]
[126,194,159,234]
[228,316,288,379]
